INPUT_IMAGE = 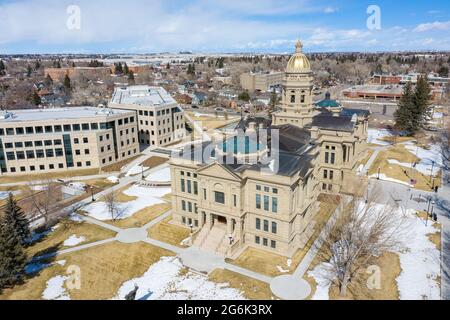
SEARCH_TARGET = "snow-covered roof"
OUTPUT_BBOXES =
[110,85,176,107]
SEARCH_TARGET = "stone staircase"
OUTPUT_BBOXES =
[194,223,228,255]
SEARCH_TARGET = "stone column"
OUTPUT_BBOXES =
[206,213,213,229]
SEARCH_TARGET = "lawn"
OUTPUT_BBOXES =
[227,196,339,277]
[101,156,141,173]
[0,168,101,184]
[368,144,441,191]
[26,220,117,258]
[111,203,171,229]
[357,148,375,167]
[147,216,191,248]
[208,269,276,300]
[0,242,175,300]
[141,157,168,169]
[187,112,239,131]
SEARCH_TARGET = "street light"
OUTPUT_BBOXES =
[189,223,193,234]
[377,167,381,180]
[90,185,95,202]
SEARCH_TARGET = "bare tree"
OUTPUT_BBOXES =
[315,187,408,297]
[24,180,62,227]
[104,191,125,221]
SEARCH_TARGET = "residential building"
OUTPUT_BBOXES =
[110,85,185,147]
[0,107,139,176]
[240,71,284,92]
[170,40,370,258]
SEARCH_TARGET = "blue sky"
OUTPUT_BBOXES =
[0,0,449,54]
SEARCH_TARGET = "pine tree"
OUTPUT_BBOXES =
[123,63,129,75]
[26,65,32,77]
[128,71,135,84]
[31,91,41,106]
[3,194,30,245]
[413,76,432,128]
[45,74,53,86]
[64,74,71,90]
[34,60,41,70]
[0,211,28,290]
[394,82,415,133]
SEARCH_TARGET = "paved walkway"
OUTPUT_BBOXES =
[0,172,120,187]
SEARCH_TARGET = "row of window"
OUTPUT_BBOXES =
[255,236,277,249]
[256,184,278,194]
[255,194,278,213]
[324,145,336,165]
[6,148,64,160]
[8,161,92,173]
[180,178,199,195]
[138,107,181,117]
[181,216,199,228]
[323,169,334,180]
[255,218,277,234]
[0,119,132,137]
[181,200,198,214]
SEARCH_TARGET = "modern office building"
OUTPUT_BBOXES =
[240,71,284,92]
[110,86,186,147]
[170,40,370,258]
[0,107,139,176]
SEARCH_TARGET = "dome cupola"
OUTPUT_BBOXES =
[286,39,311,73]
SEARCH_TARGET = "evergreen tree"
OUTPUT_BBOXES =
[3,194,30,246]
[0,60,5,76]
[123,63,129,75]
[34,60,41,71]
[72,62,76,68]
[26,65,32,77]
[64,74,71,90]
[394,82,415,133]
[45,74,53,86]
[0,209,28,290]
[31,91,41,106]
[128,71,135,84]
[413,76,432,128]
[238,90,250,102]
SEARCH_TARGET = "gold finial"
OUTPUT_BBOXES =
[295,39,303,53]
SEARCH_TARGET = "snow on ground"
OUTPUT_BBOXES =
[403,142,443,176]
[68,182,86,191]
[194,112,225,119]
[368,173,413,187]
[146,167,171,182]
[84,185,171,221]
[433,112,443,119]
[63,235,86,247]
[42,276,70,300]
[125,165,149,177]
[308,206,441,300]
[115,257,245,300]
[107,176,119,183]
[368,129,392,146]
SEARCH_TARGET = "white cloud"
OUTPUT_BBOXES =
[414,20,450,32]
[323,7,338,14]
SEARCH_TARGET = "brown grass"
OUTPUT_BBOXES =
[228,197,339,277]
[111,203,171,229]
[208,268,276,300]
[187,112,239,130]
[0,168,101,184]
[101,156,140,173]
[357,149,375,166]
[26,220,117,258]
[0,242,174,300]
[148,216,191,247]
[368,144,441,191]
[141,157,168,169]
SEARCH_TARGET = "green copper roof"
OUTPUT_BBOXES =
[315,99,341,108]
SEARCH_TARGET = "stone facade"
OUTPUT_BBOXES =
[169,40,369,258]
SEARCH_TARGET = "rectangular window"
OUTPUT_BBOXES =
[63,125,71,132]
[45,126,53,133]
[272,222,277,234]
[331,153,335,164]
[44,140,52,146]
[193,181,198,195]
[73,124,81,131]
[26,150,35,159]
[272,197,278,213]
[271,240,276,249]
[36,150,44,158]
[264,195,270,211]
[263,238,268,247]
[256,218,261,230]
[35,141,43,147]
[256,185,261,191]
[263,220,269,232]
[6,128,14,135]
[233,195,237,207]
[6,152,15,160]
[187,180,192,194]
[324,170,328,179]
[256,194,261,209]
[16,151,25,160]
[181,200,186,211]
[54,125,62,132]
[91,123,98,130]
[325,152,329,164]
[181,178,185,192]
[46,149,54,158]
[188,202,192,213]
[203,189,207,200]
[214,191,225,204]
[16,127,24,135]
[255,236,260,244]
[329,170,334,180]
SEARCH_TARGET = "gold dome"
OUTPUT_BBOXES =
[286,39,311,73]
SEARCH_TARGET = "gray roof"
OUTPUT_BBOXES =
[0,107,131,123]
[111,85,176,106]
[311,114,355,132]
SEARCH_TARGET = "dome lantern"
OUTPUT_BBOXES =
[286,39,311,73]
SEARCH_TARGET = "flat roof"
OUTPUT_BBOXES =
[110,85,176,106]
[0,107,132,123]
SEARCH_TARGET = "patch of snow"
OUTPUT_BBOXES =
[287,259,292,268]
[403,143,443,176]
[276,266,290,273]
[369,173,413,187]
[308,206,440,300]
[56,260,67,266]
[115,257,245,300]
[107,176,119,183]
[433,112,443,119]
[42,276,70,300]
[63,235,86,247]
[126,165,149,177]
[146,167,171,182]
[68,182,86,191]
[84,185,171,221]
[367,129,391,146]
